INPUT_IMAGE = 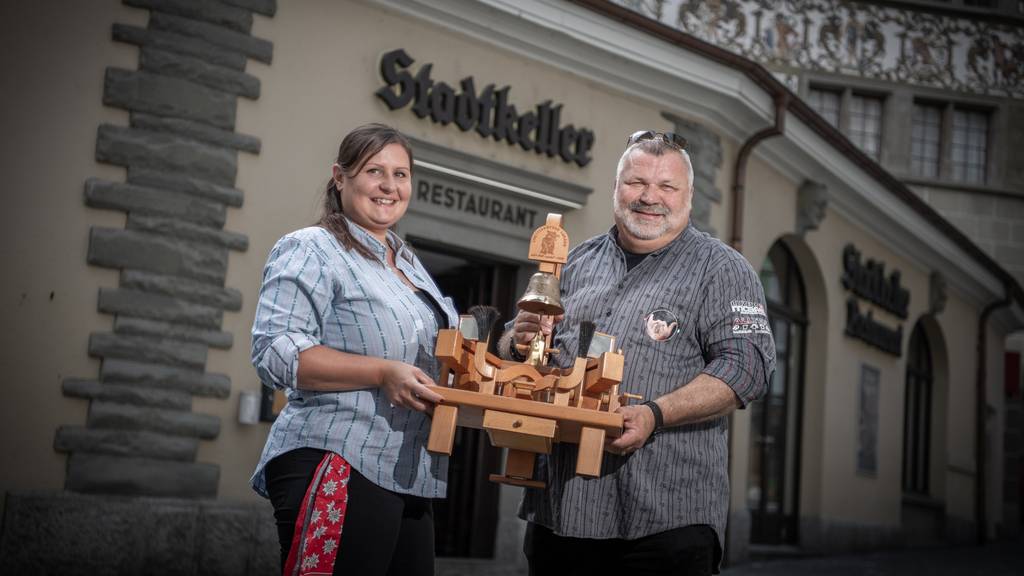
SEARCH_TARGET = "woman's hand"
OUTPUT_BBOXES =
[296,347,443,413]
[379,360,444,413]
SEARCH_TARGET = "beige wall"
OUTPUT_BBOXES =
[730,143,1000,532]
[724,151,798,513]
[787,206,994,529]
[986,320,1006,537]
[938,294,982,522]
[0,1,146,511]
[813,213,919,525]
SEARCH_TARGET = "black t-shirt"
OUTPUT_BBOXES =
[620,246,650,272]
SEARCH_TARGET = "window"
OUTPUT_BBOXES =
[911,103,942,178]
[849,94,883,160]
[807,86,885,160]
[951,109,989,184]
[807,87,840,128]
[909,101,991,185]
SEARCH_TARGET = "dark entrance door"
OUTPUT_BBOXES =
[903,322,933,496]
[748,242,806,545]
[411,238,519,558]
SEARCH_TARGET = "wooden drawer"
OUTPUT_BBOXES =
[483,409,556,454]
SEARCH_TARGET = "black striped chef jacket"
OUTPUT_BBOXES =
[519,224,776,556]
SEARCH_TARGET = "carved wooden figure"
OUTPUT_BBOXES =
[426,214,637,487]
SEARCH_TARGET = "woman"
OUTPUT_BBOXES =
[250,123,457,576]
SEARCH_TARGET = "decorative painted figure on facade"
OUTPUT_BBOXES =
[677,0,747,46]
[621,0,1024,98]
[899,23,954,86]
[968,34,1024,92]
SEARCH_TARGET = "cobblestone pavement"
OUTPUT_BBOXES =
[723,539,1024,576]
[434,538,1024,576]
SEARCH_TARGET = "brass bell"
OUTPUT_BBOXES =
[518,272,564,316]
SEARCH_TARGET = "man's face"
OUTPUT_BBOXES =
[613,149,692,250]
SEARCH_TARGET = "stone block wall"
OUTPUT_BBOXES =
[56,0,274,499]
[663,112,724,236]
[0,492,278,575]
[911,186,1024,288]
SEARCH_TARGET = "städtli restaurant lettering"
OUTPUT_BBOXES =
[841,244,909,356]
[375,48,595,167]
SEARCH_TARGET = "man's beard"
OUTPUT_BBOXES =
[614,198,673,240]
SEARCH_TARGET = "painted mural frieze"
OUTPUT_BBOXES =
[615,0,1024,98]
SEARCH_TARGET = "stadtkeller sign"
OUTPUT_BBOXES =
[841,244,909,357]
[375,48,595,168]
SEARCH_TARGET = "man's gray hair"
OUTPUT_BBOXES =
[615,139,694,193]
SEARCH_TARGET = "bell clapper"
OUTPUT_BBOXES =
[526,329,547,366]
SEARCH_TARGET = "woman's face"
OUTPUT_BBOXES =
[334,143,411,243]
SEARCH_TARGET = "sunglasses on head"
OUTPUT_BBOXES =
[626,130,687,150]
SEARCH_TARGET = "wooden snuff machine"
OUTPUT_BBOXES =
[426,214,640,487]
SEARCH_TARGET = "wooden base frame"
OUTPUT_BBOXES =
[428,213,635,487]
[427,334,631,487]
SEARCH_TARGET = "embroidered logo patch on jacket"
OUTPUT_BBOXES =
[730,300,771,335]
[644,309,680,342]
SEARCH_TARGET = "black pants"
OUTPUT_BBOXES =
[265,448,435,576]
[524,522,718,576]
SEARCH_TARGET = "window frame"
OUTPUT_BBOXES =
[806,83,888,163]
[907,98,994,186]
[910,100,944,179]
[807,86,842,130]
[847,92,885,161]
[949,105,991,185]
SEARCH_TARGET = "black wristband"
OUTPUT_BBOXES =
[643,400,664,433]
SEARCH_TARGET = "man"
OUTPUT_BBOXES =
[500,131,776,575]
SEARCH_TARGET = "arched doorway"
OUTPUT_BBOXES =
[903,322,933,496]
[901,319,946,544]
[748,241,807,545]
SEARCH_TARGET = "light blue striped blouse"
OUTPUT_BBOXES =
[249,223,458,499]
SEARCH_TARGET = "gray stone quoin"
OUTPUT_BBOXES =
[58,0,275,500]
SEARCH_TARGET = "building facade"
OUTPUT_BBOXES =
[613,0,1024,284]
[1,0,1022,573]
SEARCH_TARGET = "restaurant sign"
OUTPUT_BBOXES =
[375,48,595,168]
[841,244,909,356]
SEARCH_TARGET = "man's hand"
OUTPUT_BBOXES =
[511,310,564,346]
[606,403,657,455]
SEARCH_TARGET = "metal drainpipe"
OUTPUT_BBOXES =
[730,93,788,252]
[976,286,1011,545]
[723,92,787,562]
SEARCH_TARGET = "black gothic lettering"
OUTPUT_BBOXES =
[375,49,416,109]
[375,49,595,167]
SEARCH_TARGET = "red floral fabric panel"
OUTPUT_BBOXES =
[283,453,351,576]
